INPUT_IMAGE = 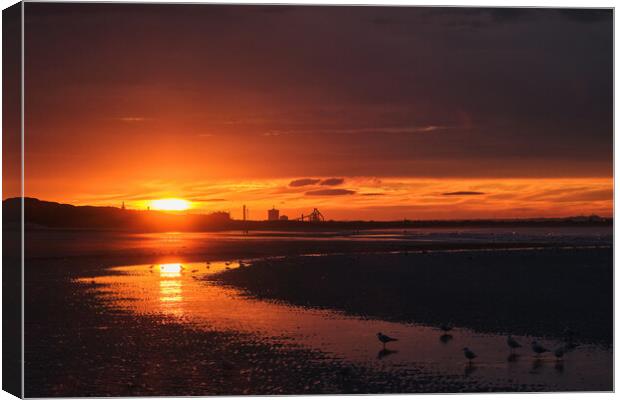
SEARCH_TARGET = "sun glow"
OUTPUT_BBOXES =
[159,263,183,275]
[150,198,191,211]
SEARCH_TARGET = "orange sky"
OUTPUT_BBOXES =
[22,176,613,221]
[14,4,613,220]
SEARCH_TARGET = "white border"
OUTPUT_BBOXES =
[0,1,616,400]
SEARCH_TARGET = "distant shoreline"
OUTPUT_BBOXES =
[4,197,613,233]
[13,221,614,234]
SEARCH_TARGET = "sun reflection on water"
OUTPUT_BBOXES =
[158,263,183,316]
[75,259,612,391]
[159,263,182,277]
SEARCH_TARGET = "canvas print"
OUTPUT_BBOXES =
[2,2,613,397]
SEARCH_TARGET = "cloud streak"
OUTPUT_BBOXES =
[263,125,452,136]
[290,178,320,187]
[320,178,344,186]
[442,191,486,196]
[116,117,147,122]
[305,189,356,196]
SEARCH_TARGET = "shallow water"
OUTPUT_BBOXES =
[27,226,612,258]
[77,258,613,392]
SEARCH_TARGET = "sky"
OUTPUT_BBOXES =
[18,4,613,220]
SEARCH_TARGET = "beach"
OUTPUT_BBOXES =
[22,227,613,395]
[14,4,614,397]
[213,248,612,344]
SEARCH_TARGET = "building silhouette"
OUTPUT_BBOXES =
[267,206,280,221]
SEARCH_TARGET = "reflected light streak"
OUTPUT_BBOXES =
[160,263,182,278]
[158,263,184,316]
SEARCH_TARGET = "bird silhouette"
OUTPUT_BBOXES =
[507,336,522,352]
[376,332,398,349]
[463,347,477,364]
[531,341,550,356]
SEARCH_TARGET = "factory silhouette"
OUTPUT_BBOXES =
[266,206,324,222]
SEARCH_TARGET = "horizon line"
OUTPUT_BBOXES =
[5,196,613,223]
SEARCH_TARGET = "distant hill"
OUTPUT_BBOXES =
[3,197,233,231]
[2,197,612,232]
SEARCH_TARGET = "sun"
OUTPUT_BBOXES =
[150,198,191,211]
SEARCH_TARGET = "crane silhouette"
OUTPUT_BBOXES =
[296,208,324,222]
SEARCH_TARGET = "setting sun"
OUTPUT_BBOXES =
[150,198,191,211]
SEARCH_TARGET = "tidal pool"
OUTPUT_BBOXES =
[77,258,612,392]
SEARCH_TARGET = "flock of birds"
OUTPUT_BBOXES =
[377,325,578,365]
[155,261,580,368]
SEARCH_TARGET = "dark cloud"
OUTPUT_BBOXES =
[320,178,344,186]
[305,189,356,196]
[25,5,612,179]
[289,178,320,187]
[442,191,486,196]
[361,193,385,196]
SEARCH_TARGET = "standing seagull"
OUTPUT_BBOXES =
[463,347,477,364]
[507,336,522,353]
[531,341,550,356]
[377,332,398,349]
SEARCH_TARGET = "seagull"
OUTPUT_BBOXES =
[463,347,477,364]
[439,323,453,333]
[507,336,522,352]
[531,341,550,356]
[377,332,398,348]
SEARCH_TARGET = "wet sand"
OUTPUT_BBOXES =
[22,229,612,395]
[214,248,612,344]
[25,257,523,396]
